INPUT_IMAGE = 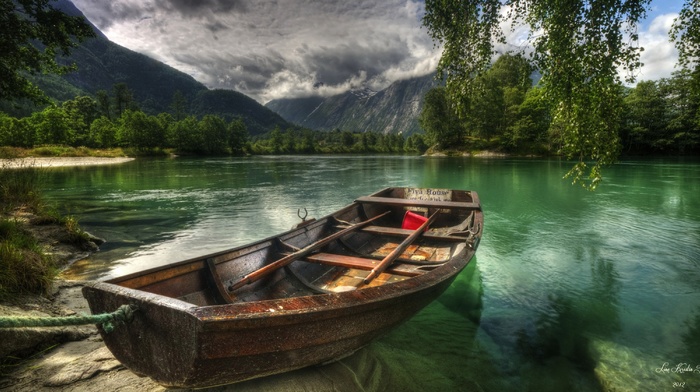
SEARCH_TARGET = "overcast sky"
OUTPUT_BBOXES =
[70,0,687,104]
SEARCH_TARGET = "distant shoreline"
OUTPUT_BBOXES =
[0,157,135,169]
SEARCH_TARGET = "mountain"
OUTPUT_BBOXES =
[265,74,438,135]
[10,0,290,136]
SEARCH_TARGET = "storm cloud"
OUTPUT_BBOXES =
[71,0,437,103]
[70,0,680,104]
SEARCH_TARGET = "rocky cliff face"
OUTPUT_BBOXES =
[266,74,438,135]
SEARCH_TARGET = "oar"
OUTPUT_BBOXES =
[363,210,439,285]
[228,211,391,292]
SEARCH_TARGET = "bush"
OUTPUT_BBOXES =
[0,159,55,297]
[0,147,26,159]
[0,165,41,212]
[0,219,56,298]
[30,145,75,157]
[33,208,90,245]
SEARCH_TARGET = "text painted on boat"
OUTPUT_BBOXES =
[405,188,452,202]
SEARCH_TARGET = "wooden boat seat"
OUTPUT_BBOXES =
[305,253,432,277]
[358,225,468,241]
[206,258,235,304]
[356,196,480,210]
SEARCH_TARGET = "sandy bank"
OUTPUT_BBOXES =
[0,157,134,169]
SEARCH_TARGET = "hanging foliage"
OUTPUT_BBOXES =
[423,0,653,189]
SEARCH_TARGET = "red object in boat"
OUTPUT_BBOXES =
[402,210,429,231]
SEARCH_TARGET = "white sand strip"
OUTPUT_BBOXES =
[0,157,135,168]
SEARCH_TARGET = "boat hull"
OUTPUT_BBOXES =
[83,263,462,388]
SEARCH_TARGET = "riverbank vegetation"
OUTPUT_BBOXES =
[0,160,91,298]
[0,162,51,298]
[0,87,429,156]
[422,0,700,189]
[0,90,250,156]
[249,127,426,154]
[420,56,700,159]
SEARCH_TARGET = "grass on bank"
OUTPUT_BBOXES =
[0,158,89,298]
[0,219,55,298]
[0,146,127,159]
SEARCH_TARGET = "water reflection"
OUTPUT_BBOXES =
[438,256,484,323]
[520,257,621,365]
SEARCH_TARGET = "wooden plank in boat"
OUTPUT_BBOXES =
[371,243,449,263]
[356,196,479,210]
[432,247,452,263]
[313,267,408,292]
[357,225,469,242]
[305,253,424,277]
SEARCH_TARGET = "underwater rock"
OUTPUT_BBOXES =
[589,337,700,391]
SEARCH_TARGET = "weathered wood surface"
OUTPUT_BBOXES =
[363,211,439,284]
[356,196,480,210]
[228,211,391,292]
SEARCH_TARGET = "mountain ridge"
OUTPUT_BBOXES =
[9,0,291,136]
[7,1,436,137]
[266,74,438,135]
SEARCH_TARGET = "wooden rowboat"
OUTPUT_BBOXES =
[82,187,483,388]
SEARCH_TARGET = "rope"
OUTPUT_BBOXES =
[0,304,137,333]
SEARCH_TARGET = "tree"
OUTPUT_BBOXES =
[423,0,651,189]
[466,54,533,142]
[29,105,74,145]
[419,87,463,148]
[89,116,117,148]
[672,1,700,69]
[341,131,355,149]
[0,114,34,147]
[506,86,551,152]
[199,115,228,154]
[269,127,283,154]
[63,96,99,146]
[170,116,202,153]
[671,1,700,152]
[228,118,248,155]
[118,110,163,150]
[0,0,94,104]
[170,90,188,121]
[659,70,700,152]
[282,130,295,153]
[113,83,133,117]
[298,129,316,153]
[405,134,428,154]
[95,90,111,119]
[621,81,665,152]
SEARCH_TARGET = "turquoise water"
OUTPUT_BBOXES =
[41,156,700,391]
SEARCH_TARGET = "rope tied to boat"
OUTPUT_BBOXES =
[0,304,137,333]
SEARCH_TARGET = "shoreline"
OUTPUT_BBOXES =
[0,157,135,169]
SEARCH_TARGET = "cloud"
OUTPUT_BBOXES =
[154,0,248,17]
[70,0,680,103]
[71,0,437,103]
[636,13,680,81]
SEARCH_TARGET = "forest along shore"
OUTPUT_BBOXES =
[0,157,134,168]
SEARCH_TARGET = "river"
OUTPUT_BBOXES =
[40,155,700,391]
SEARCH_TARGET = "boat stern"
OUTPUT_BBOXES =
[82,281,203,387]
